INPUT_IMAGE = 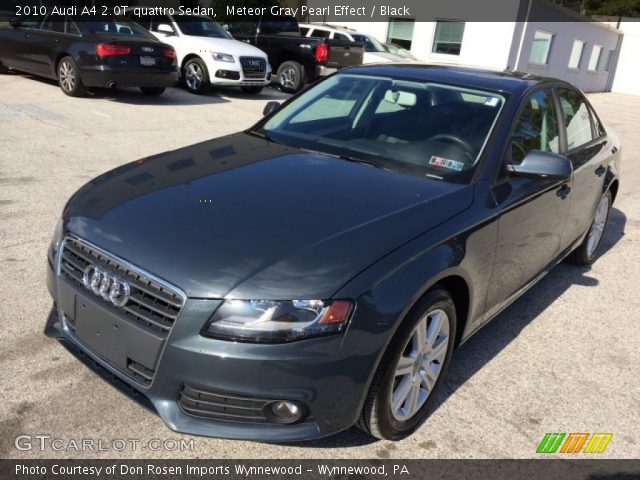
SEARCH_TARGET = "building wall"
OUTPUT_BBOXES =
[514,21,620,92]
[611,20,640,96]
[333,21,516,70]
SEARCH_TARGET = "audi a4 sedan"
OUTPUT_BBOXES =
[0,14,179,96]
[45,65,621,441]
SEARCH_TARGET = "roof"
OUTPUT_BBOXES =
[342,64,557,94]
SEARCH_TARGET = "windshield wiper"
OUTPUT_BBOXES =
[247,130,280,144]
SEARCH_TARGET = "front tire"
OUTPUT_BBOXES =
[359,288,457,440]
[277,61,304,93]
[240,86,264,94]
[57,56,86,97]
[568,190,612,265]
[0,59,9,74]
[182,57,210,95]
[140,87,165,96]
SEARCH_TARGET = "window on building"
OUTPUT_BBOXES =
[387,18,414,50]
[568,40,585,69]
[432,21,465,55]
[557,88,595,150]
[529,30,554,65]
[604,49,615,72]
[510,89,560,164]
[588,45,602,71]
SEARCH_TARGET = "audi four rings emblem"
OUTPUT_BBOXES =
[82,264,131,307]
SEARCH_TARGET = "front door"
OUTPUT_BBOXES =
[485,87,571,315]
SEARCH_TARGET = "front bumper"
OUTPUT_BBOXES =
[79,65,179,89]
[45,251,372,442]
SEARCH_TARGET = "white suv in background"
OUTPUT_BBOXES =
[299,23,410,64]
[127,12,271,94]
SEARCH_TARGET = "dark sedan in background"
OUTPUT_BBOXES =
[0,13,179,96]
[44,65,621,441]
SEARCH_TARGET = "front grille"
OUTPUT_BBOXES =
[58,236,185,387]
[178,384,273,424]
[240,56,266,79]
[60,237,183,338]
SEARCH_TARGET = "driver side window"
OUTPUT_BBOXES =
[511,89,560,164]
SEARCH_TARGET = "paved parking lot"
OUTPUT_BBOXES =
[0,72,638,459]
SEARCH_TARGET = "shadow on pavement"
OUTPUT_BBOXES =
[293,207,626,449]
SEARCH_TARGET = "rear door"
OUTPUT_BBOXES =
[29,12,68,76]
[0,17,42,71]
[485,87,571,314]
[555,87,610,247]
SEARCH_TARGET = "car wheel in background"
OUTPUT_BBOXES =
[140,87,166,96]
[358,288,457,440]
[57,56,86,97]
[568,190,612,265]
[277,61,304,93]
[182,57,210,95]
[240,86,264,94]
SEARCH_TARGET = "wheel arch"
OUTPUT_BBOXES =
[181,53,204,69]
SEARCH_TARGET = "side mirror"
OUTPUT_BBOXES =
[156,24,174,35]
[263,101,280,116]
[9,17,21,28]
[506,150,572,180]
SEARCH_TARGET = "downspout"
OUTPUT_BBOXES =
[513,0,533,71]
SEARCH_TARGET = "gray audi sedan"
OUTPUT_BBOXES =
[45,65,621,441]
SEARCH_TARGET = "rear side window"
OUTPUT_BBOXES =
[299,26,310,36]
[66,18,80,35]
[41,13,65,33]
[310,29,330,38]
[511,89,560,163]
[557,88,594,150]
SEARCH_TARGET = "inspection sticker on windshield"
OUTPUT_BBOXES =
[429,155,464,172]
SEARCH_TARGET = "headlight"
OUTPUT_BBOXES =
[211,52,234,63]
[50,217,64,256]
[202,299,353,343]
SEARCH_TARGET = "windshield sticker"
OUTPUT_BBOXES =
[429,155,464,172]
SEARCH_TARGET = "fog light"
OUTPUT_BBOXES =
[265,400,306,424]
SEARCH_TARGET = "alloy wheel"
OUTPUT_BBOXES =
[586,195,610,258]
[59,61,75,92]
[390,309,450,421]
[185,62,203,91]
[279,67,296,90]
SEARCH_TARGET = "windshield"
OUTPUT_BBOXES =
[174,15,232,38]
[81,19,152,37]
[258,74,506,182]
[352,34,386,52]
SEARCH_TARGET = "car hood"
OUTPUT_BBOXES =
[65,134,473,299]
[179,36,268,58]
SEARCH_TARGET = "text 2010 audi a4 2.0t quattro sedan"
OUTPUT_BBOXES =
[44,65,621,441]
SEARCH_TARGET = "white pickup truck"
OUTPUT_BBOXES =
[126,12,271,94]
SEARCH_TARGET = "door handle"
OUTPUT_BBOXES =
[24,33,31,39]
[595,166,606,177]
[52,39,59,44]
[556,184,572,199]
